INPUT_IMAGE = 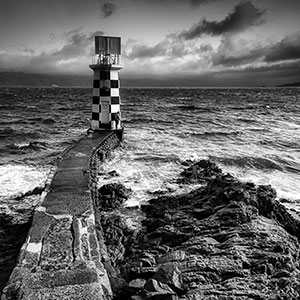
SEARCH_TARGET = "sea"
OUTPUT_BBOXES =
[0,86,300,289]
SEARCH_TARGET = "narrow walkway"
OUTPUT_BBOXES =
[2,131,116,300]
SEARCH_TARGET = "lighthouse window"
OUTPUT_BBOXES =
[111,97,120,104]
[92,112,100,120]
[93,96,100,104]
[100,70,110,80]
[100,80,110,88]
[111,80,119,88]
[93,80,100,88]
[100,89,110,96]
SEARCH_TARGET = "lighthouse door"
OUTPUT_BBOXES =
[101,100,110,124]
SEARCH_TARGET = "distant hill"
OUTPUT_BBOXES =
[278,81,300,87]
[0,72,168,87]
[0,71,202,88]
[0,72,92,87]
[3,71,299,88]
[0,72,217,88]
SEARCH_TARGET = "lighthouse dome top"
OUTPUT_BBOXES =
[95,36,121,55]
[91,36,122,67]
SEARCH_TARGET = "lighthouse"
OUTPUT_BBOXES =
[89,36,123,130]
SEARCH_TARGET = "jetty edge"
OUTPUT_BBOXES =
[1,129,123,300]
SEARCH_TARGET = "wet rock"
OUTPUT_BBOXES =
[140,252,156,267]
[178,159,222,184]
[143,278,176,299]
[14,186,44,201]
[130,266,159,280]
[153,263,183,293]
[129,278,146,292]
[130,295,145,300]
[96,160,300,299]
[109,275,130,300]
[100,213,134,265]
[97,183,132,211]
[108,170,119,177]
[0,207,33,293]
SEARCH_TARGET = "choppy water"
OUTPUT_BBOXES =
[0,86,300,289]
[1,86,300,207]
[100,87,300,209]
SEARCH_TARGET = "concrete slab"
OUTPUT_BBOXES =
[43,191,92,215]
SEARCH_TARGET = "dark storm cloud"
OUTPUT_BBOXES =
[180,1,266,39]
[189,0,218,6]
[211,36,266,66]
[265,33,300,62]
[145,0,218,6]
[124,40,168,58]
[124,38,189,59]
[101,2,117,17]
[223,60,300,83]
[212,50,263,66]
[211,32,300,68]
[54,29,104,59]
[199,44,213,52]
[126,44,165,58]
[0,29,104,74]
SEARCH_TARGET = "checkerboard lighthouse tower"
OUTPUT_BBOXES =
[89,36,123,130]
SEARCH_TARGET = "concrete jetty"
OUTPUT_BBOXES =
[2,130,123,300]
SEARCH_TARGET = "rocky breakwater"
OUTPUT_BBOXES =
[96,160,300,299]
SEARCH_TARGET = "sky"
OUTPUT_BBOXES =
[0,0,300,86]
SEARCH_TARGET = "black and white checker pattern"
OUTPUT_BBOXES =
[91,68,121,129]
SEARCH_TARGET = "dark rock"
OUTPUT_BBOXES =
[108,170,119,177]
[0,211,33,293]
[14,186,45,201]
[178,159,222,184]
[100,212,134,264]
[156,251,186,264]
[130,266,159,280]
[140,252,156,267]
[143,278,176,299]
[97,183,132,211]
[152,263,183,293]
[129,278,146,292]
[109,275,130,299]
[130,295,145,300]
[95,160,300,300]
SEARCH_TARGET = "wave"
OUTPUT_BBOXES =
[248,127,270,132]
[212,155,284,171]
[259,139,300,149]
[134,153,182,163]
[0,119,29,126]
[27,117,56,124]
[175,105,215,112]
[6,141,48,152]
[13,185,45,201]
[0,127,16,137]
[192,131,243,138]
[0,127,41,139]
[274,157,300,174]
[124,117,159,124]
[42,118,56,124]
[228,104,272,111]
[237,118,257,123]
[0,164,49,201]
